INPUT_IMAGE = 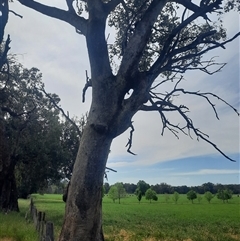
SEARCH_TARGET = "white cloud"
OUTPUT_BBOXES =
[6,1,240,185]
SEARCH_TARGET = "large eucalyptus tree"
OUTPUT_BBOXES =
[17,0,239,240]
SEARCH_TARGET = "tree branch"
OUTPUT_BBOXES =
[66,0,75,12]
[149,0,223,81]
[9,10,23,19]
[105,0,121,14]
[39,87,82,137]
[139,78,239,162]
[82,70,92,103]
[0,0,9,43]
[125,122,136,155]
[118,0,168,77]
[18,0,88,35]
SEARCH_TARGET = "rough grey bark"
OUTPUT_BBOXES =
[59,123,112,240]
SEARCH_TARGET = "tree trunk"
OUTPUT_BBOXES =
[58,122,113,241]
[0,158,19,212]
[0,124,19,212]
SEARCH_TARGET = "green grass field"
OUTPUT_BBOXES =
[0,199,38,241]
[1,194,239,241]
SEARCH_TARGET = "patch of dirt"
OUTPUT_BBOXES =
[229,234,240,240]
[0,238,16,241]
[118,229,134,241]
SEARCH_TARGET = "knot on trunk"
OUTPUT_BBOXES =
[90,123,108,134]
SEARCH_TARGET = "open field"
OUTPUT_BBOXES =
[1,194,240,241]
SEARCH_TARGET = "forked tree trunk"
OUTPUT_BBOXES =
[58,122,113,241]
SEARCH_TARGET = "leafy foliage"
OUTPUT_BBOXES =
[172,191,180,204]
[134,187,142,203]
[108,183,126,204]
[216,189,233,203]
[136,180,150,196]
[145,188,158,203]
[187,190,197,203]
[204,191,215,203]
[0,62,82,199]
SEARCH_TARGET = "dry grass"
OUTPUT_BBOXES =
[229,234,240,240]
[105,230,194,241]
[0,238,16,241]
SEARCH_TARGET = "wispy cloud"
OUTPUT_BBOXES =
[173,169,240,176]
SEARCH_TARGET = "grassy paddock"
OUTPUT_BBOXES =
[1,194,239,241]
[32,194,240,241]
[0,199,38,241]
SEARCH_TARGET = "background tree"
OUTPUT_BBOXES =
[17,0,240,239]
[115,182,127,204]
[123,183,137,194]
[204,191,215,203]
[135,187,142,204]
[197,193,202,203]
[103,182,110,194]
[0,62,81,210]
[0,64,59,211]
[145,188,158,203]
[152,183,173,194]
[187,190,197,204]
[136,180,150,196]
[217,189,233,203]
[172,191,180,204]
[165,193,170,203]
[108,185,118,203]
[202,182,215,194]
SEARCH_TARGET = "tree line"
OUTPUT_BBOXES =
[103,180,240,195]
[105,181,237,204]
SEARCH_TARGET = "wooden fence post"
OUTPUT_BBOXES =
[29,199,54,241]
[45,221,54,241]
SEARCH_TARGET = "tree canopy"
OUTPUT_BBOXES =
[0,59,82,208]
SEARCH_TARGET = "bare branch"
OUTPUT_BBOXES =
[9,10,23,18]
[0,0,9,43]
[125,122,136,155]
[0,35,11,70]
[105,167,117,172]
[18,0,88,35]
[39,86,82,137]
[149,0,224,81]
[66,0,75,12]
[82,70,92,103]
[140,79,238,162]
[1,105,36,117]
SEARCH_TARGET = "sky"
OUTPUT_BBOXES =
[5,1,240,187]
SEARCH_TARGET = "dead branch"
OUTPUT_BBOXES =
[9,10,23,18]
[140,77,239,162]
[125,122,136,155]
[82,70,92,103]
[40,86,82,137]
[18,0,88,35]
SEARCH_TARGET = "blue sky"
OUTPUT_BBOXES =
[6,1,240,187]
[106,153,240,186]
